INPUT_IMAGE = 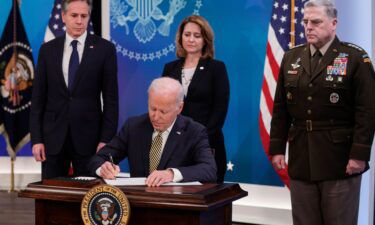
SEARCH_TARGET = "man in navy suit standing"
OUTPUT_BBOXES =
[89,77,217,186]
[30,0,118,179]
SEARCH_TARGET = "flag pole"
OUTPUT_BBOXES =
[10,157,15,192]
[9,0,17,193]
[290,0,296,48]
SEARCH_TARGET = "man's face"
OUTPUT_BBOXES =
[148,90,183,132]
[62,1,90,38]
[303,6,336,49]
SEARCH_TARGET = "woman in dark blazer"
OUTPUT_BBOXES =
[162,15,230,182]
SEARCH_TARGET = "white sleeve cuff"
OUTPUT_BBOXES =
[170,168,183,182]
[96,167,101,177]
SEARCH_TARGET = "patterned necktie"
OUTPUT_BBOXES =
[310,50,322,75]
[68,40,79,91]
[149,132,164,173]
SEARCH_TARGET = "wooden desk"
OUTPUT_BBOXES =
[19,181,247,225]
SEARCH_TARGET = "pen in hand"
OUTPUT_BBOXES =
[108,153,115,167]
[108,153,117,179]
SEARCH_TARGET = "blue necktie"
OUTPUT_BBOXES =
[68,40,79,91]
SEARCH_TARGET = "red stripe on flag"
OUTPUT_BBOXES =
[259,114,290,187]
[266,42,280,81]
[259,114,270,156]
[262,77,274,114]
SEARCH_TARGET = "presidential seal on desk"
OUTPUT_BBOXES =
[81,184,130,225]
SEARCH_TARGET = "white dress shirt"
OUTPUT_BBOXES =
[62,31,87,86]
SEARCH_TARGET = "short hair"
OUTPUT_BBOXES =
[62,0,92,14]
[148,77,184,106]
[175,15,215,59]
[304,0,337,18]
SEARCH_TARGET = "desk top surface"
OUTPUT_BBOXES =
[19,180,248,210]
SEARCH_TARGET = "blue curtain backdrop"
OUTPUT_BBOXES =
[0,0,284,186]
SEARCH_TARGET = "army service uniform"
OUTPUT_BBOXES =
[270,36,375,181]
[269,36,375,225]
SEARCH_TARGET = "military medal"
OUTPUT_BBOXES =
[337,76,343,83]
[327,53,348,77]
[329,92,339,104]
[326,75,334,81]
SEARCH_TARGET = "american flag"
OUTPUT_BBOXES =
[259,0,307,187]
[44,0,94,42]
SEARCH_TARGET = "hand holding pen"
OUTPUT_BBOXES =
[99,153,120,179]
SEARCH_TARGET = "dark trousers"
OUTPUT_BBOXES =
[290,175,362,225]
[42,129,93,179]
[209,131,227,183]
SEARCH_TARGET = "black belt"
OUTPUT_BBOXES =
[292,119,352,132]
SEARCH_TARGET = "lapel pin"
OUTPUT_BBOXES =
[200,66,204,70]
[176,131,181,135]
[90,45,94,48]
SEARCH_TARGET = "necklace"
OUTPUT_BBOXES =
[181,68,193,86]
[181,67,195,86]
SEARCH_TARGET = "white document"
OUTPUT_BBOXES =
[116,172,130,178]
[104,177,202,186]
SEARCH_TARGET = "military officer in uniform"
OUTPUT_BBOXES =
[269,1,375,225]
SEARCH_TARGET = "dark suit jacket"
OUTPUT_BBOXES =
[269,37,375,181]
[162,58,229,136]
[30,34,119,156]
[89,114,217,182]
[162,58,229,156]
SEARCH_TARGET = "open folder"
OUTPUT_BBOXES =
[104,177,202,186]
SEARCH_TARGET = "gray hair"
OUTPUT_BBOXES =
[148,77,184,106]
[62,0,92,14]
[304,0,337,18]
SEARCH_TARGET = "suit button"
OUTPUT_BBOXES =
[308,83,313,88]
[307,109,312,114]
[307,96,312,101]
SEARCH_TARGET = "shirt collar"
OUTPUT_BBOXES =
[65,31,87,46]
[310,37,334,57]
[154,117,177,135]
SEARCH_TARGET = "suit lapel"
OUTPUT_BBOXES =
[311,37,341,81]
[186,58,208,99]
[157,116,184,170]
[71,35,95,93]
[141,116,154,176]
[56,36,69,93]
[173,59,184,83]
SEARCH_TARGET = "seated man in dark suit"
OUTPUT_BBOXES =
[89,77,217,186]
